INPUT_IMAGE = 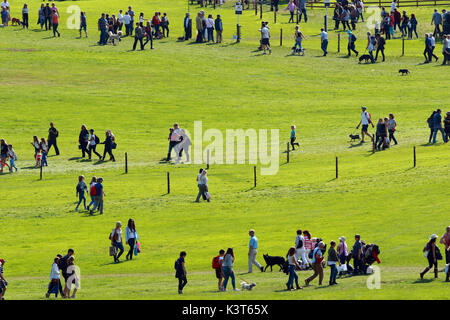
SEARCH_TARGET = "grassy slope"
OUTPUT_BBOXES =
[0,0,449,299]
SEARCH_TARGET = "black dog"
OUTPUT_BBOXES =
[358,54,371,63]
[262,254,286,272]
[349,134,360,142]
[398,69,410,76]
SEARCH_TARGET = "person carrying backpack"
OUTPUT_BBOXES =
[88,129,102,160]
[420,234,442,279]
[347,30,359,57]
[75,175,88,211]
[175,251,187,294]
[212,250,225,291]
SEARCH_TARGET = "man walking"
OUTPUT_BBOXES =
[298,0,307,23]
[132,22,144,51]
[431,109,448,144]
[90,177,104,215]
[431,9,442,38]
[248,229,264,273]
[356,106,374,143]
[98,13,108,45]
[58,248,74,298]
[47,122,59,156]
[305,241,325,286]
[375,33,386,62]
[346,30,358,57]
[320,28,328,56]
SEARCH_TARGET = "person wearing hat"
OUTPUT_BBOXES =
[248,229,264,273]
[0,258,7,300]
[337,236,349,276]
[421,234,440,279]
[346,29,358,57]
[110,222,125,263]
[356,106,374,143]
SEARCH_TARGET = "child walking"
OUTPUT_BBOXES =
[40,138,48,167]
[290,125,300,150]
[7,145,18,172]
[175,251,188,294]
[75,175,88,211]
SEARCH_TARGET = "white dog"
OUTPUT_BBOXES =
[240,281,256,291]
[108,31,123,46]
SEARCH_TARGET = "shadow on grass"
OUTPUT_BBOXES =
[412,278,434,284]
[20,166,39,170]
[244,187,256,192]
[348,142,364,148]
[68,157,82,161]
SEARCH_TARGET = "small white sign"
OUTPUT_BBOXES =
[235,2,243,14]
[324,0,331,7]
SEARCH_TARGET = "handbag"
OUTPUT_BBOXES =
[111,142,117,149]
[109,245,117,256]
[134,241,140,256]
[436,247,443,260]
[205,192,212,200]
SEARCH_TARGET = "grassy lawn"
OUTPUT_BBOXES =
[0,0,449,300]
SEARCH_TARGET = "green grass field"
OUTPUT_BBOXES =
[0,0,449,300]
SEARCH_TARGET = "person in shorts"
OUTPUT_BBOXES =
[260,22,271,55]
[214,249,225,291]
[356,106,374,143]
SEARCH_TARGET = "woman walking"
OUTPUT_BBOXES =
[64,256,79,298]
[222,248,239,291]
[408,13,418,39]
[195,169,210,202]
[110,222,125,263]
[46,257,60,298]
[52,9,60,37]
[327,241,340,285]
[75,175,88,211]
[38,4,45,29]
[78,125,89,158]
[22,4,29,29]
[387,113,398,145]
[79,11,87,37]
[87,176,97,211]
[125,219,139,260]
[303,230,313,266]
[0,139,10,173]
[337,236,348,277]
[420,234,441,279]
[291,25,305,55]
[40,137,48,167]
[101,130,116,162]
[285,0,298,24]
[286,247,302,290]
[31,136,40,167]
[305,241,325,286]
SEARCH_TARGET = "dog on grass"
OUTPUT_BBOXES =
[398,69,410,76]
[108,31,123,45]
[241,281,256,291]
[358,54,371,63]
[349,134,360,142]
[11,18,22,26]
[262,254,285,272]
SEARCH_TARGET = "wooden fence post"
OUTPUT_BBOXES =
[335,156,338,179]
[254,166,257,187]
[402,36,405,56]
[274,9,276,23]
[280,28,282,46]
[296,8,299,24]
[167,172,170,194]
[260,1,263,19]
[287,142,290,163]
[125,152,128,173]
[40,162,43,180]
[206,149,210,170]
[338,33,340,53]
[413,146,416,167]
[255,0,257,15]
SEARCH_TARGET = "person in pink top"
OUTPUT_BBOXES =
[285,0,298,23]
[52,9,60,37]
[303,230,312,266]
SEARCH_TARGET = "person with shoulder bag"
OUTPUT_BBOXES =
[420,234,441,279]
[110,222,124,263]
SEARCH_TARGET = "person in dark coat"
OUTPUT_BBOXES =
[101,130,116,162]
[78,124,89,158]
[47,122,60,155]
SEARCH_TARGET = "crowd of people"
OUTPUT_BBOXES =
[190,10,223,43]
[78,125,116,162]
[74,175,105,215]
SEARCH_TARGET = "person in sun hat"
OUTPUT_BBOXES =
[420,234,440,279]
[0,258,7,300]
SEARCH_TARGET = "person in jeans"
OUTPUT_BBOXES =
[87,176,97,210]
[432,109,448,143]
[305,241,325,286]
[52,10,60,37]
[110,222,125,263]
[387,113,398,145]
[337,236,348,277]
[175,251,188,294]
[98,13,108,45]
[222,248,239,291]
[88,129,102,160]
[375,33,386,62]
[248,229,264,273]
[195,169,209,202]
[352,234,364,275]
[439,226,450,280]
[376,118,388,150]
[420,234,439,279]
[101,130,116,161]
[91,177,104,215]
[132,22,144,50]
[206,14,214,42]
[295,229,307,267]
[215,15,223,43]
[346,30,359,57]
[125,219,139,260]
[321,28,328,56]
[327,241,340,285]
[286,247,302,290]
[431,9,442,38]
[285,0,298,24]
[143,21,153,49]
[22,4,29,29]
[79,11,87,37]
[75,175,88,211]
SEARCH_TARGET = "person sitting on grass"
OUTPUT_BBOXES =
[356,106,374,143]
[175,251,188,294]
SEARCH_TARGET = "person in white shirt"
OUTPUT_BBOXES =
[428,34,439,62]
[206,14,214,42]
[46,257,61,298]
[123,12,131,36]
[356,0,364,22]
[295,230,308,268]
[110,222,124,263]
[117,10,124,31]
[356,106,374,143]
[174,129,191,163]
[88,129,102,160]
[286,247,302,290]
[320,28,328,56]
[260,22,271,55]
[125,218,139,260]
[390,0,396,13]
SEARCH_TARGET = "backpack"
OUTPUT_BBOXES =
[58,256,68,271]
[351,34,357,42]
[296,239,303,249]
[174,259,181,271]
[370,36,377,46]
[94,135,100,144]
[90,184,97,196]
[212,256,221,269]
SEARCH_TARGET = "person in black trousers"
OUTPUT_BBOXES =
[22,4,29,29]
[143,21,153,49]
[101,130,116,162]
[184,13,192,40]
[375,33,385,62]
[132,23,144,50]
[47,122,60,155]
[88,129,102,160]
[420,234,439,279]
[78,125,89,158]
[175,251,188,294]
[43,3,52,30]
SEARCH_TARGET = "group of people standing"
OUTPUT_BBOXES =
[427,109,450,144]
[193,10,223,43]
[420,227,450,282]
[333,0,365,31]
[166,123,191,163]
[46,249,79,299]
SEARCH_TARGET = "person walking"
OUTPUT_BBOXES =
[346,30,359,57]
[51,9,60,37]
[143,21,153,49]
[215,15,223,43]
[128,6,135,36]
[101,130,116,162]
[110,222,125,263]
[22,4,29,29]
[87,176,97,211]
[291,25,305,55]
[356,106,374,143]
[79,11,87,37]
[420,234,441,279]
[305,241,325,286]
[38,4,45,29]
[175,251,188,294]
[248,229,264,273]
[321,28,328,56]
[439,226,450,282]
[375,33,386,62]
[132,22,145,50]
[285,0,298,24]
[7,144,17,172]
[46,257,61,298]
[327,241,340,285]
[298,0,308,23]
[0,139,10,173]
[195,169,210,202]
[303,230,313,266]
[387,113,398,145]
[376,118,388,150]
[40,138,48,167]
[75,175,88,211]
[260,22,271,55]
[184,13,192,40]
[98,13,108,45]
[43,3,52,30]
[63,256,79,298]
[213,250,225,291]
[295,229,307,267]
[125,219,139,260]
[206,14,214,42]
[90,177,104,215]
[443,112,450,142]
[78,125,89,158]
[286,247,302,290]
[58,248,74,298]
[222,248,239,291]
[431,9,442,38]
[88,129,102,160]
[431,109,448,144]
[290,125,300,150]
[408,13,418,39]
[337,236,348,277]
[367,32,376,63]
[47,122,59,156]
